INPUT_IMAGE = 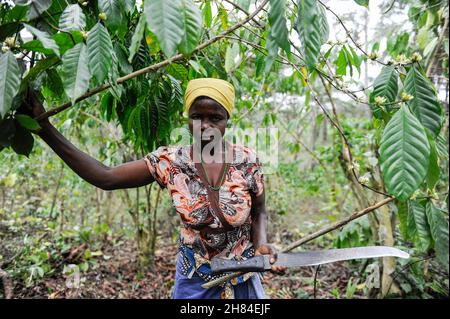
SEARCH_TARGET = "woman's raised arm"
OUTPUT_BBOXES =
[27,92,154,190]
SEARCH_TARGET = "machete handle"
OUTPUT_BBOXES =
[210,256,269,273]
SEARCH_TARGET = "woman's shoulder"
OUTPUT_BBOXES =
[147,144,186,161]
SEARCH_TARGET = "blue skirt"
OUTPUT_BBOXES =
[172,253,267,299]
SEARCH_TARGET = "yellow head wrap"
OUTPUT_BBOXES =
[184,78,235,117]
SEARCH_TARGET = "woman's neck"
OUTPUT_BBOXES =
[193,139,228,163]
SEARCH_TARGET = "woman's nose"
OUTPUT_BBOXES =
[201,121,212,130]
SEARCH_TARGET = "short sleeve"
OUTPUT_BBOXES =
[143,146,172,189]
[246,155,264,197]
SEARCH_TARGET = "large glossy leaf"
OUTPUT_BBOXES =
[370,65,399,114]
[60,43,91,104]
[268,0,290,54]
[144,0,184,57]
[203,0,212,28]
[410,200,432,251]
[0,52,21,118]
[379,106,430,201]
[404,65,442,137]
[318,4,329,43]
[87,23,113,83]
[53,31,84,56]
[225,43,239,73]
[178,0,202,55]
[98,0,124,33]
[264,32,278,73]
[19,56,60,94]
[397,200,411,240]
[128,16,146,63]
[436,134,448,160]
[426,201,449,271]
[296,0,328,71]
[58,4,86,31]
[24,24,60,57]
[16,0,52,20]
[426,135,440,189]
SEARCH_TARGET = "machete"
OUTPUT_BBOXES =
[210,246,409,273]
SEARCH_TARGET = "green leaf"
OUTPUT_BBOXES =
[318,4,329,44]
[53,31,84,56]
[87,23,113,84]
[426,135,440,189]
[410,200,432,251]
[436,134,448,160]
[144,0,184,57]
[166,63,188,80]
[178,0,202,55]
[128,16,147,63]
[203,0,212,28]
[224,43,239,73]
[20,40,55,56]
[397,200,411,240]
[44,68,65,98]
[114,43,133,75]
[24,24,60,57]
[19,55,60,94]
[404,65,442,137]
[335,48,347,76]
[268,0,290,55]
[16,0,52,20]
[296,0,328,71]
[426,201,449,271]
[11,121,34,157]
[373,66,398,102]
[0,51,21,119]
[188,60,207,76]
[348,45,361,74]
[98,0,124,33]
[60,43,91,105]
[370,65,399,115]
[379,106,430,201]
[58,4,86,32]
[354,0,369,7]
[15,114,41,131]
[264,32,278,73]
[122,0,135,14]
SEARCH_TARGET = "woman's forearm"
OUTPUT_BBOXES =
[251,192,268,249]
[252,210,268,248]
[37,121,112,189]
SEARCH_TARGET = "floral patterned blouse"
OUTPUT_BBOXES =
[143,142,264,282]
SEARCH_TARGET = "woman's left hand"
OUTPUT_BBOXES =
[254,244,286,274]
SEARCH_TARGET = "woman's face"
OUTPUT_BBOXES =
[188,97,228,144]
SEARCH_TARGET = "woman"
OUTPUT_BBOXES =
[25,78,283,299]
